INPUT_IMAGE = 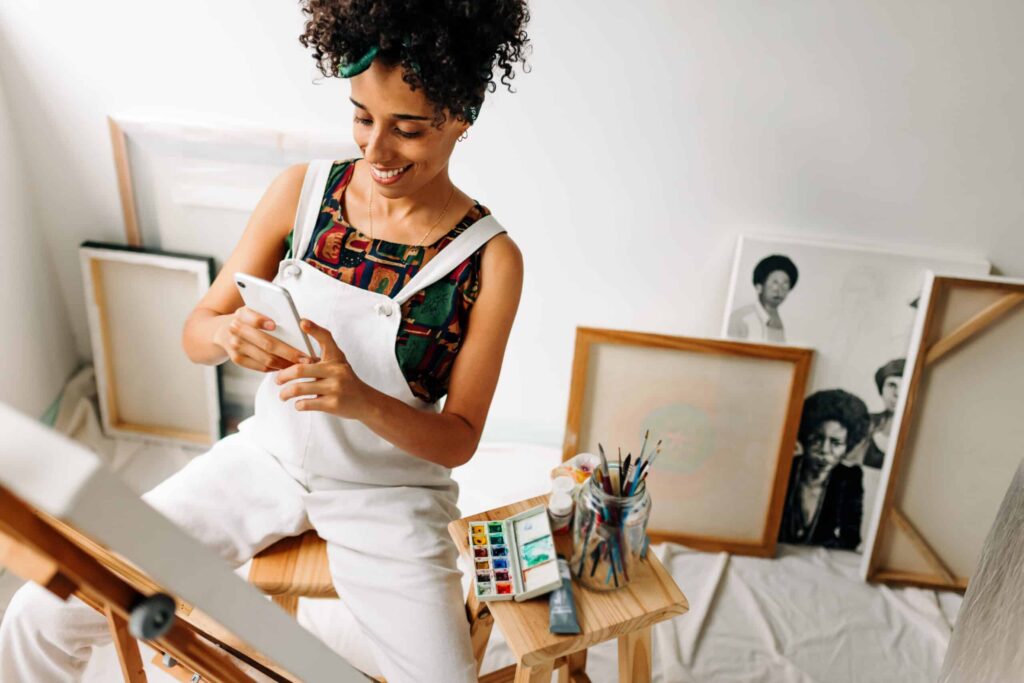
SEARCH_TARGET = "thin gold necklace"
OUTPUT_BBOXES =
[368,172,458,248]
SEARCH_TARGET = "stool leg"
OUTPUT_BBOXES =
[272,594,299,618]
[618,627,652,683]
[466,592,494,676]
[514,661,553,683]
[557,650,590,683]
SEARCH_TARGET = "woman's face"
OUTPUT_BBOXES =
[804,420,848,468]
[348,61,469,198]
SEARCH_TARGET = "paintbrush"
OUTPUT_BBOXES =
[621,453,632,496]
[597,444,613,494]
[632,445,663,493]
[575,512,597,578]
[617,447,623,494]
[637,429,650,470]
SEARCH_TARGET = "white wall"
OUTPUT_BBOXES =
[1,1,1022,444]
[0,62,78,416]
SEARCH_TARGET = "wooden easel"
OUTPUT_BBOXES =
[0,402,364,683]
[0,484,265,682]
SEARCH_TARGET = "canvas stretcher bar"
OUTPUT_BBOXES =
[862,273,1024,591]
[563,327,813,557]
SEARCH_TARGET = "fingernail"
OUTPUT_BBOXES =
[264,321,275,330]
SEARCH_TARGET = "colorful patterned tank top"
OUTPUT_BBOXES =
[284,159,492,404]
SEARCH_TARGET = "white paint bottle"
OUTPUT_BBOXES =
[548,491,574,534]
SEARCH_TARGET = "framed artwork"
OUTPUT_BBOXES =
[862,273,1024,591]
[108,114,359,419]
[562,327,813,557]
[722,235,990,552]
[79,241,221,449]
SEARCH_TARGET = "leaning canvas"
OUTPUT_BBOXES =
[563,327,813,557]
[79,242,222,449]
[862,273,1024,591]
[722,235,989,552]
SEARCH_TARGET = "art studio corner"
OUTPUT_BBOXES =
[2,2,1024,682]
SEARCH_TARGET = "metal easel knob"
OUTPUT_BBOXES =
[128,593,176,640]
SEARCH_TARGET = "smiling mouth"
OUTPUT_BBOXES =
[370,164,412,181]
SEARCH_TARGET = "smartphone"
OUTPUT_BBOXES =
[233,272,317,359]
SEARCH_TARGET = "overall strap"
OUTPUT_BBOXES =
[290,159,335,261]
[392,215,507,306]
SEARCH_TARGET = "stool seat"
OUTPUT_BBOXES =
[449,495,688,682]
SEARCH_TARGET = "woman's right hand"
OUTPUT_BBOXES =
[213,306,312,373]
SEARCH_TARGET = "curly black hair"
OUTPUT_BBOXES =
[753,254,799,288]
[798,389,870,451]
[298,0,531,127]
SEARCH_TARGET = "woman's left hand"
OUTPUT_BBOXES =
[275,319,373,419]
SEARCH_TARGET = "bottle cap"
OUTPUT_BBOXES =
[548,491,574,516]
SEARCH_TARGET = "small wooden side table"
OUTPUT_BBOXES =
[449,495,688,683]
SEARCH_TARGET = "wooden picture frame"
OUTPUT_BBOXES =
[862,273,1024,591]
[563,327,813,557]
[79,241,222,448]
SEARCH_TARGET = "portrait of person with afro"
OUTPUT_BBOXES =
[727,253,799,343]
[779,389,870,550]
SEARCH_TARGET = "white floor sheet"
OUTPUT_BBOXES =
[0,366,962,682]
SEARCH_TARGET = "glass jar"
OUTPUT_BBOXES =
[570,463,651,591]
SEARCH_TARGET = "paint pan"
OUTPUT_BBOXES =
[466,505,563,602]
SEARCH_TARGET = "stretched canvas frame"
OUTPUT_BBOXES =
[563,327,813,557]
[107,114,360,417]
[862,273,1024,590]
[79,241,222,448]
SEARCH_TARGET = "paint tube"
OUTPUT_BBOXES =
[548,556,581,634]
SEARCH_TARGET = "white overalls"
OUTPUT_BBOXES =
[0,159,506,683]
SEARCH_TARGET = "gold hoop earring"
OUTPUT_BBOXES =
[458,130,469,142]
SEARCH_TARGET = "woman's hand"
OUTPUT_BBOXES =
[274,319,374,419]
[213,306,312,373]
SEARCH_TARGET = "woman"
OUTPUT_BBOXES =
[0,2,530,681]
[778,389,869,551]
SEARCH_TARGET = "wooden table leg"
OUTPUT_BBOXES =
[618,627,652,683]
[557,650,590,683]
[104,604,147,682]
[514,661,553,683]
[466,591,495,676]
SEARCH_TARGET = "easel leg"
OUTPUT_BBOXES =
[105,604,147,682]
[618,627,652,683]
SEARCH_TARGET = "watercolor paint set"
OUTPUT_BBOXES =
[470,505,562,601]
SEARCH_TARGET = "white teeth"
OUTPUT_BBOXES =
[372,164,410,179]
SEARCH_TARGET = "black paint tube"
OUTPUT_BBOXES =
[549,555,581,634]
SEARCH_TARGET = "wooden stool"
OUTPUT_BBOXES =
[449,495,689,683]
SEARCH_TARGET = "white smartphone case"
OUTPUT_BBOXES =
[233,272,316,358]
